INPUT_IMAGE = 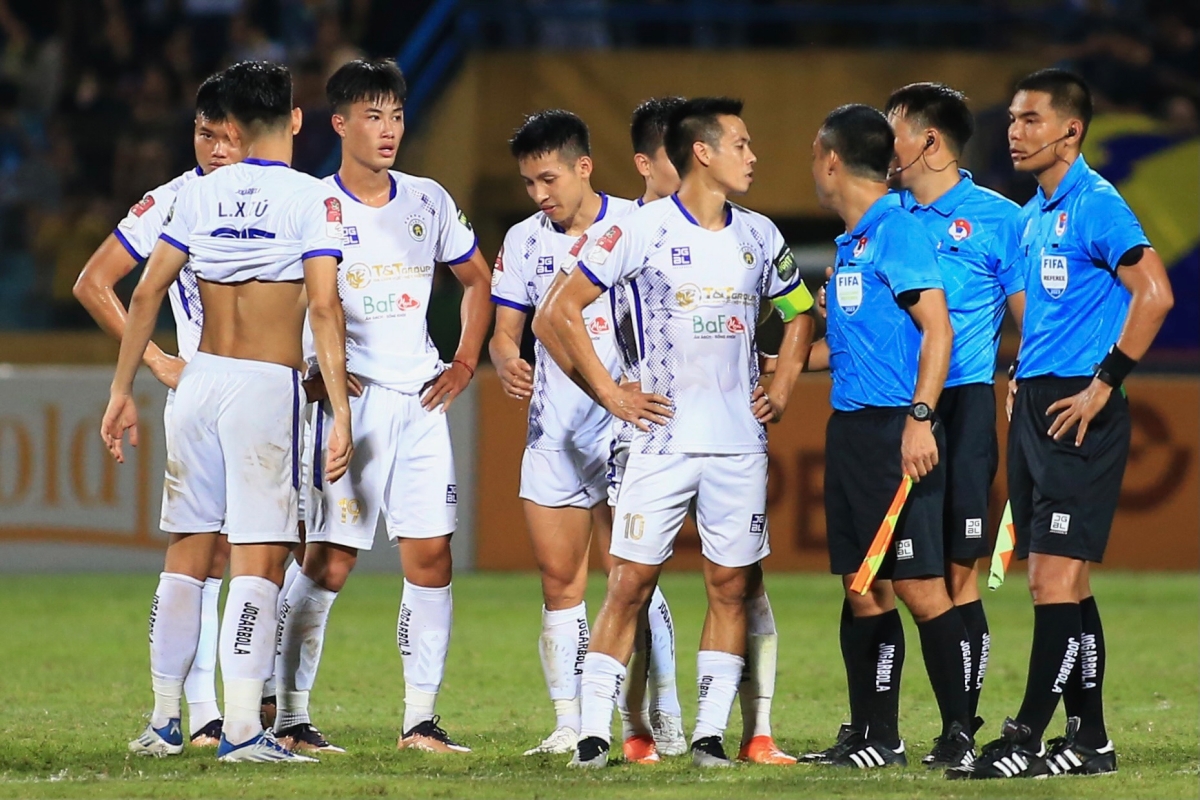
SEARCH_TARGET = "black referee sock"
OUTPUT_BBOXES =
[848,609,905,748]
[839,599,867,730]
[1063,596,1108,748]
[1015,602,1083,743]
[916,607,972,737]
[957,599,990,719]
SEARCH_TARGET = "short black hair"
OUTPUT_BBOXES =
[195,70,226,122]
[631,96,686,156]
[509,109,590,162]
[884,82,974,153]
[219,61,293,131]
[1014,68,1093,137]
[664,97,744,177]
[326,59,407,112]
[818,104,894,181]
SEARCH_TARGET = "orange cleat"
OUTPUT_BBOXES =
[739,735,798,765]
[623,734,661,764]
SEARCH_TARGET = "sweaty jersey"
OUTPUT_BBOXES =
[491,193,637,450]
[901,172,1022,387]
[827,193,944,412]
[160,157,343,284]
[318,171,478,393]
[115,167,205,361]
[1009,155,1149,380]
[577,194,801,455]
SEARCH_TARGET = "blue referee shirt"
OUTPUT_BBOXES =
[1010,156,1150,381]
[827,193,944,411]
[901,171,1022,387]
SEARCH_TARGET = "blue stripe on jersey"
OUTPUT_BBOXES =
[629,280,645,360]
[291,373,301,491]
[445,239,478,266]
[302,248,343,262]
[244,157,288,168]
[160,233,189,254]
[491,294,533,313]
[313,403,325,491]
[579,262,607,289]
[175,277,192,320]
[113,229,144,261]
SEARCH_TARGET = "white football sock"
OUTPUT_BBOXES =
[263,559,302,700]
[398,580,453,732]
[149,572,204,728]
[619,616,652,739]
[538,603,588,733]
[693,650,744,743]
[579,652,625,743]
[647,586,682,717]
[740,592,778,741]
[219,575,279,745]
[184,576,222,735]
[274,573,338,732]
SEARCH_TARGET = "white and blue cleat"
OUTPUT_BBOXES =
[217,730,318,763]
[128,718,184,757]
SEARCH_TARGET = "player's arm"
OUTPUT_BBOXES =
[489,305,533,401]
[754,273,816,422]
[802,266,832,372]
[902,288,954,481]
[421,248,494,412]
[1046,246,1173,444]
[73,234,182,388]
[540,268,671,431]
[305,254,353,483]
[101,239,189,463]
[531,271,600,402]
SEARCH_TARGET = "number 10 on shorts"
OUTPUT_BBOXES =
[622,513,645,541]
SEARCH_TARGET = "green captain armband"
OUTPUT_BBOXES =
[771,281,814,322]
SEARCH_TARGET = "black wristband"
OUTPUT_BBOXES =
[1007,358,1019,380]
[1095,344,1136,388]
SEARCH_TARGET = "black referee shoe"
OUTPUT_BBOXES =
[1031,717,1117,777]
[820,729,907,769]
[921,721,975,770]
[800,723,859,763]
[963,718,1046,779]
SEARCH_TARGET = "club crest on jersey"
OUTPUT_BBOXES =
[588,226,622,266]
[130,194,155,217]
[671,246,692,267]
[740,244,757,269]
[852,236,868,258]
[1055,211,1068,237]
[342,225,360,247]
[836,272,863,315]
[407,215,428,242]
[949,218,972,241]
[588,316,610,335]
[1041,254,1068,299]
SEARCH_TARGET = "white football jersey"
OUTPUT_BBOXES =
[311,171,478,393]
[578,195,801,455]
[491,193,637,450]
[115,167,205,361]
[160,157,343,285]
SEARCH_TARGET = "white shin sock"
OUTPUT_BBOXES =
[693,650,744,743]
[263,559,301,700]
[274,573,338,732]
[219,575,279,745]
[184,576,222,734]
[149,572,204,729]
[398,580,453,733]
[579,652,625,743]
[646,586,682,717]
[740,592,778,741]
[538,603,589,733]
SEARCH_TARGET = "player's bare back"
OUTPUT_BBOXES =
[197,278,308,369]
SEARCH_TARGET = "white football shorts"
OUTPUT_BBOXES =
[160,353,302,544]
[519,436,611,510]
[610,452,770,568]
[306,382,457,550]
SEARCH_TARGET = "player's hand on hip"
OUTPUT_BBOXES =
[148,354,186,390]
[421,361,472,413]
[324,417,354,483]
[1006,377,1018,421]
[1046,378,1111,447]
[100,393,139,463]
[499,356,533,401]
[758,352,778,376]
[605,381,673,432]
[751,384,786,423]
[900,416,938,481]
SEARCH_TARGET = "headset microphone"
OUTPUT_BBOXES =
[1013,130,1075,161]
[889,137,934,177]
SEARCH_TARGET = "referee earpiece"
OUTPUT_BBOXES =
[1068,126,1078,139]
[926,134,935,148]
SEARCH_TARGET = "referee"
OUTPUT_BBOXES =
[885,83,1025,737]
[805,105,974,770]
[966,70,1174,779]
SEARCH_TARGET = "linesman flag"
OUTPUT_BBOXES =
[850,475,914,596]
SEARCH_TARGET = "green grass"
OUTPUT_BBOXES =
[0,572,1196,798]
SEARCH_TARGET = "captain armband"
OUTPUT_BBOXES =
[771,281,815,322]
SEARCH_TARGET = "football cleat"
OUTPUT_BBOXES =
[398,716,471,753]
[964,718,1046,779]
[1031,717,1117,777]
[260,696,277,730]
[217,730,317,763]
[819,730,907,769]
[623,734,660,764]
[524,726,579,756]
[650,710,687,756]
[277,723,346,754]
[129,718,184,757]
[569,736,610,768]
[922,721,975,770]
[690,736,733,768]
[189,718,223,748]
[800,723,859,763]
[739,735,797,765]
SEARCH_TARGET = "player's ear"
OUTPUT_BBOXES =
[331,112,347,139]
[291,107,304,136]
[575,155,594,180]
[826,148,840,176]
[692,139,711,169]
[633,152,652,179]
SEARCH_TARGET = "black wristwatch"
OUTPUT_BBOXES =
[909,402,933,422]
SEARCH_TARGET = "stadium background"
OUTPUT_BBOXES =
[0,0,1196,574]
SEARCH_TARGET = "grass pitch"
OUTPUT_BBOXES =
[0,571,1196,798]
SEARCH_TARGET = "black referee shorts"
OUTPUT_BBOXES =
[1008,376,1131,563]
[825,407,946,581]
[937,383,998,561]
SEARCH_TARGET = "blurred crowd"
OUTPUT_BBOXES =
[0,0,1195,332]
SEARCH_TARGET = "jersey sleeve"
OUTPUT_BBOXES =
[761,223,814,321]
[877,215,943,297]
[1080,189,1150,271]
[298,189,345,262]
[159,181,196,255]
[990,211,1025,296]
[490,227,534,313]
[577,222,640,290]
[115,187,172,261]
[433,190,478,266]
